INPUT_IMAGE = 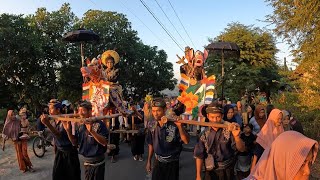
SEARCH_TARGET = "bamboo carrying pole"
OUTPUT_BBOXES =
[177,120,229,128]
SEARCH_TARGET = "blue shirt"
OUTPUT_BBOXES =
[77,121,108,157]
[146,121,182,160]
[194,128,237,162]
[54,121,73,150]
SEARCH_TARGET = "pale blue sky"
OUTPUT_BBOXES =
[0,0,293,78]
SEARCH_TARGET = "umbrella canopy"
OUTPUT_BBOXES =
[206,41,240,57]
[62,28,100,67]
[62,28,100,42]
[205,41,240,98]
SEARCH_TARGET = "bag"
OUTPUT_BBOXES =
[205,153,215,171]
[202,128,216,171]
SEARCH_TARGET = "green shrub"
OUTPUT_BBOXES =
[272,92,320,141]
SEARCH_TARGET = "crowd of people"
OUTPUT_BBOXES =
[1,96,318,180]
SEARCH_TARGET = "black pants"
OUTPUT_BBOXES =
[152,160,179,180]
[53,148,81,180]
[131,134,145,156]
[204,164,235,180]
[84,162,105,180]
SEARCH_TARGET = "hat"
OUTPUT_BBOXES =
[205,103,222,114]
[79,100,92,110]
[62,100,71,107]
[152,98,166,108]
[101,50,120,66]
[48,99,62,109]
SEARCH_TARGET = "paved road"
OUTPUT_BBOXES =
[105,142,196,180]
[0,137,197,180]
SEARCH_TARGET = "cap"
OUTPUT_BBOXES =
[152,98,166,108]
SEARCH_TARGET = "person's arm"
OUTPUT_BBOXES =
[195,158,203,180]
[62,121,77,146]
[251,155,258,173]
[146,144,154,173]
[175,122,190,144]
[230,123,246,152]
[86,123,108,146]
[40,114,61,138]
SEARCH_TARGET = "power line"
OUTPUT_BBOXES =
[153,0,188,47]
[139,0,184,52]
[167,0,196,48]
[120,0,170,49]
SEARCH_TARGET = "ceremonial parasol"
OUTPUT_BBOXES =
[62,28,100,66]
[206,41,240,98]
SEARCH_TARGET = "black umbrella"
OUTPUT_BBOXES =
[206,41,240,98]
[62,28,100,66]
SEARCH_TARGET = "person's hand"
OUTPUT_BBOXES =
[40,114,50,126]
[229,123,241,137]
[85,122,93,132]
[174,121,182,128]
[146,161,152,173]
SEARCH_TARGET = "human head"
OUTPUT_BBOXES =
[106,56,115,69]
[243,123,253,134]
[249,131,318,180]
[255,105,266,120]
[206,103,223,124]
[151,98,166,121]
[78,101,92,118]
[223,104,234,121]
[19,107,27,119]
[271,109,283,127]
[246,105,255,113]
[282,110,290,125]
[48,99,62,115]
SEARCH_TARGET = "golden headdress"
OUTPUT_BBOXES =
[101,50,120,66]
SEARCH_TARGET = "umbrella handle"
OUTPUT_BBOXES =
[81,43,84,67]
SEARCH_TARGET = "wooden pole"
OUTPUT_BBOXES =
[177,120,229,128]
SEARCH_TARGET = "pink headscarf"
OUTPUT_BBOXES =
[246,131,318,180]
[256,109,284,149]
[2,110,20,140]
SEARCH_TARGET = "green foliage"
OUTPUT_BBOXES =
[205,22,280,101]
[266,0,320,110]
[272,92,320,140]
[0,4,176,110]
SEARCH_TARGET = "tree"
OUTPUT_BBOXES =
[0,14,47,110]
[79,10,176,99]
[266,0,320,109]
[0,5,176,111]
[205,22,280,101]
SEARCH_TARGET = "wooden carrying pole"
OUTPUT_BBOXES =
[55,113,122,124]
[177,120,229,128]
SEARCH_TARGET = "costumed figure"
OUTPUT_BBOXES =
[176,47,215,120]
[81,50,130,118]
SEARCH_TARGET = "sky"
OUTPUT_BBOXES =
[0,0,294,79]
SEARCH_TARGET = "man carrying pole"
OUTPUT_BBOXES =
[194,102,245,180]
[63,100,108,180]
[146,98,190,180]
[40,99,81,180]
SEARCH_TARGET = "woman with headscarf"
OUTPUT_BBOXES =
[248,105,266,136]
[282,110,304,134]
[250,109,284,171]
[223,104,237,123]
[2,110,34,173]
[246,131,318,180]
